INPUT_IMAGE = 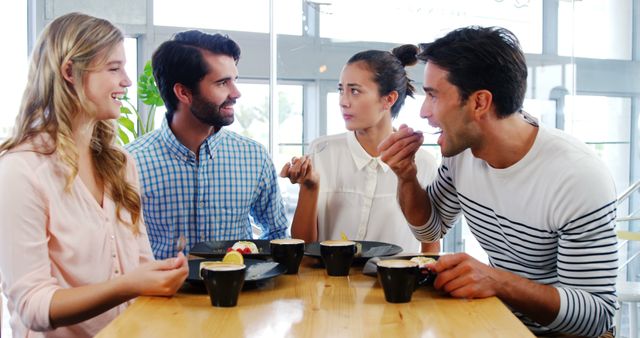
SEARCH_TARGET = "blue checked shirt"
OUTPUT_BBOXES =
[126,119,289,260]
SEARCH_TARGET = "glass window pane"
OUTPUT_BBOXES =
[274,84,304,167]
[558,0,632,60]
[523,98,557,128]
[225,82,304,165]
[154,0,302,35]
[0,2,27,139]
[564,96,630,143]
[564,95,630,198]
[228,83,270,147]
[124,37,138,110]
[319,0,542,53]
[225,83,303,223]
[325,91,343,136]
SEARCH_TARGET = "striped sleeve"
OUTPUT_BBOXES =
[546,200,618,337]
[409,163,462,242]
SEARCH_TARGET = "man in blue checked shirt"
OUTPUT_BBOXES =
[126,30,289,260]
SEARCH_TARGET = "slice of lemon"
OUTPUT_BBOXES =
[340,231,349,241]
[222,250,244,265]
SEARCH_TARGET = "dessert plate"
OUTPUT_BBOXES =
[187,258,286,290]
[304,240,402,265]
[189,239,271,259]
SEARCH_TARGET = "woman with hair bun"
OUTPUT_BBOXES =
[281,45,439,253]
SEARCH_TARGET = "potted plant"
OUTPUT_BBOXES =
[117,60,164,145]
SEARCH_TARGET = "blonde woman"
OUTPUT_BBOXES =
[0,13,187,337]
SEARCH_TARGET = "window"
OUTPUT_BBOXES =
[154,0,302,35]
[558,0,632,60]
[319,0,542,53]
[225,83,304,222]
[124,37,138,110]
[564,95,631,194]
[0,1,27,139]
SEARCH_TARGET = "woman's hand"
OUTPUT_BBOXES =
[280,156,319,190]
[124,252,189,297]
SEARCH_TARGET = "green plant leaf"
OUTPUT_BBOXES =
[116,60,163,145]
[139,61,164,107]
[120,106,133,116]
[118,116,136,135]
[118,127,130,145]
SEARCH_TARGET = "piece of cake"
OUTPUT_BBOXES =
[410,256,437,268]
[229,241,259,254]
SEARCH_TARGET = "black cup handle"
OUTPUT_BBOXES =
[415,268,436,288]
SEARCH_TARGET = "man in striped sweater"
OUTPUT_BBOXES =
[379,26,617,337]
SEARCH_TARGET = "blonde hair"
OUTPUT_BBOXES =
[0,12,142,234]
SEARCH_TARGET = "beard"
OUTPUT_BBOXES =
[190,94,235,127]
[439,105,477,158]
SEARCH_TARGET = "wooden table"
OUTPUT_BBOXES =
[97,258,535,338]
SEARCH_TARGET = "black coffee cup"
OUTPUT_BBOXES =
[200,262,246,307]
[377,259,420,303]
[270,238,305,274]
[320,240,356,276]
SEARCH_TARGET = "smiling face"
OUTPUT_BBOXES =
[338,62,392,132]
[189,52,241,127]
[83,42,131,121]
[420,62,480,157]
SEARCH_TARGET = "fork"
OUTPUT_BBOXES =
[286,141,328,166]
[176,234,186,254]
[304,141,328,156]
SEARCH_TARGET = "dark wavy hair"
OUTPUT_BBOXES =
[152,30,241,122]
[417,26,527,118]
[346,44,418,118]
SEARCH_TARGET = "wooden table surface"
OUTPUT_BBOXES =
[97,257,535,338]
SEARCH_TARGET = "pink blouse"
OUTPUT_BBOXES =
[0,138,153,338]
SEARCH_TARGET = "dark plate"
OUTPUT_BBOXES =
[189,239,271,259]
[304,240,403,265]
[187,258,286,290]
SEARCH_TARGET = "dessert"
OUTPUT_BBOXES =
[410,256,437,268]
[227,241,259,254]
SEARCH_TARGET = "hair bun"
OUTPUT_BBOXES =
[391,44,419,67]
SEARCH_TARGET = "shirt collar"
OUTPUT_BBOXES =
[202,127,226,160]
[346,131,390,173]
[160,117,227,162]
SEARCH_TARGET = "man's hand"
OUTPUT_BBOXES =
[430,253,501,299]
[430,252,560,325]
[378,124,424,181]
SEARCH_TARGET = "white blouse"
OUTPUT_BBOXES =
[311,132,437,253]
